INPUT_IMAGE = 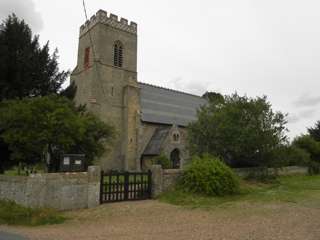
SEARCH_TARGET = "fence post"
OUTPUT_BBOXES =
[124,171,129,201]
[100,170,104,204]
[148,170,152,198]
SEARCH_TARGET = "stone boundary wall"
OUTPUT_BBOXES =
[0,166,101,210]
[150,165,308,197]
[162,169,183,193]
[151,165,183,197]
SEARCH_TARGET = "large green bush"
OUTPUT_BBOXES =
[292,135,320,175]
[181,155,240,196]
[272,145,310,167]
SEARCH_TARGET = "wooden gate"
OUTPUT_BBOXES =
[100,170,152,203]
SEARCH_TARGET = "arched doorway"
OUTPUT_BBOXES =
[170,149,180,169]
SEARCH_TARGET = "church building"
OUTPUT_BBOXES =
[71,10,207,171]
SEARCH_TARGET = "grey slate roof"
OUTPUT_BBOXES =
[138,82,207,126]
[143,127,170,156]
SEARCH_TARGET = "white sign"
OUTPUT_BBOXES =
[75,160,82,165]
[63,157,70,165]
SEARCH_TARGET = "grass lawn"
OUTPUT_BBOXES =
[0,200,66,226]
[3,168,45,176]
[159,175,320,209]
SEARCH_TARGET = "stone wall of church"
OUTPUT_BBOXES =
[138,123,191,169]
[161,126,190,168]
[138,123,158,157]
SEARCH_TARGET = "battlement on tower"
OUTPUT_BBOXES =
[79,10,137,36]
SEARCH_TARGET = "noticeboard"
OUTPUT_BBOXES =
[60,154,86,172]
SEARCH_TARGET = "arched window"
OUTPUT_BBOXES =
[170,149,180,169]
[113,41,123,67]
[172,132,180,143]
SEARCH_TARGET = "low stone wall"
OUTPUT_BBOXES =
[150,165,308,197]
[151,165,183,197]
[162,169,183,192]
[0,166,101,210]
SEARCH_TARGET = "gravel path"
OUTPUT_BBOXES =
[1,200,320,240]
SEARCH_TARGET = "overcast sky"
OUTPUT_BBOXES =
[1,0,320,139]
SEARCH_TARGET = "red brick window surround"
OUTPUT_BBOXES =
[84,47,90,69]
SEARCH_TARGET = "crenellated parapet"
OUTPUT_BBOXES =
[80,9,137,36]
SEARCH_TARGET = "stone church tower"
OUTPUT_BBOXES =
[72,9,207,172]
[71,10,140,171]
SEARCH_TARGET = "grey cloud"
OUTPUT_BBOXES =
[293,94,320,108]
[171,76,208,96]
[299,109,317,119]
[287,114,300,124]
[287,109,317,124]
[0,0,43,32]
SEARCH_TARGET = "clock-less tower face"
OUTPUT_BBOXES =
[71,10,140,171]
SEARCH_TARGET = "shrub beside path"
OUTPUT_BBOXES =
[0,200,319,240]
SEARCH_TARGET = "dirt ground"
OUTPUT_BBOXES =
[1,200,320,240]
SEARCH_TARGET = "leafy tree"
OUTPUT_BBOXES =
[0,14,69,100]
[308,121,320,142]
[60,81,77,100]
[292,135,320,161]
[188,93,288,168]
[0,96,114,172]
[202,91,224,105]
[272,144,310,167]
[0,14,74,172]
[292,135,320,174]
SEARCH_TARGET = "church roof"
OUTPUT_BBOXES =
[138,82,207,126]
[142,127,170,156]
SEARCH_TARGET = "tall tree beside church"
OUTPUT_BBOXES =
[0,96,114,172]
[0,14,70,173]
[189,93,288,168]
[202,91,225,106]
[308,120,320,142]
[0,14,69,100]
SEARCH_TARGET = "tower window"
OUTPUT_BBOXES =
[84,47,90,69]
[113,41,123,67]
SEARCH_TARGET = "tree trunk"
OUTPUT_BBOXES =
[47,144,60,172]
[0,163,4,174]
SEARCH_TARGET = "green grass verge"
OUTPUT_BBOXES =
[159,175,320,209]
[0,200,66,226]
[3,170,24,176]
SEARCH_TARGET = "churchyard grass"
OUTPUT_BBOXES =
[159,175,320,209]
[0,200,66,226]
